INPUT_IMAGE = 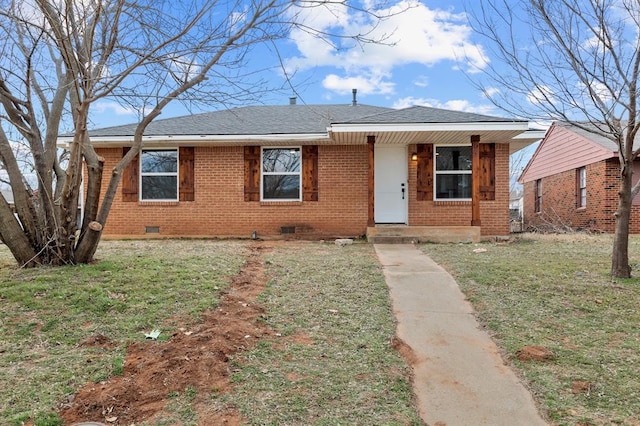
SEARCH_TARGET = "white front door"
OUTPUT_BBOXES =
[375,145,408,223]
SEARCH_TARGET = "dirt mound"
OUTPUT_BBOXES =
[60,243,271,426]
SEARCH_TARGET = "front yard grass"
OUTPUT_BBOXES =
[0,240,419,425]
[228,242,419,425]
[421,233,640,426]
[4,234,636,425]
[0,240,246,425]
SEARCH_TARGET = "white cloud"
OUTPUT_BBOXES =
[579,80,614,104]
[322,73,395,95]
[413,75,429,88]
[93,101,137,116]
[482,87,500,98]
[285,0,488,95]
[168,55,203,83]
[392,96,496,114]
[526,85,555,105]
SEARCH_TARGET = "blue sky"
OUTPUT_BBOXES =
[90,0,519,130]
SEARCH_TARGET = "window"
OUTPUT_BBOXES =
[140,149,178,201]
[577,167,586,208]
[535,179,542,213]
[262,147,301,200]
[434,145,472,200]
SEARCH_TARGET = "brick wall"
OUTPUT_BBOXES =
[98,145,370,238]
[97,143,512,238]
[523,158,640,233]
[407,143,511,236]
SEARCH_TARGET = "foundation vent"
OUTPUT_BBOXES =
[280,226,296,234]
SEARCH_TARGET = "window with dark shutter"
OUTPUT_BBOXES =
[244,145,319,202]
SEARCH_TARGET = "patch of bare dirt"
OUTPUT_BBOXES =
[59,242,272,426]
[78,334,118,349]
[392,336,419,365]
[516,345,555,362]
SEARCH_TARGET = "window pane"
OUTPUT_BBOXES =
[142,176,177,200]
[263,148,300,173]
[436,174,471,199]
[436,146,472,171]
[141,150,178,173]
[263,175,300,199]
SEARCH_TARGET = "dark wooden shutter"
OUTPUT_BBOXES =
[416,144,433,201]
[244,146,261,201]
[302,145,319,201]
[122,147,139,202]
[479,143,495,201]
[179,147,195,201]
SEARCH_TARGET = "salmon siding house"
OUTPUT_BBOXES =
[67,101,540,242]
[520,121,640,233]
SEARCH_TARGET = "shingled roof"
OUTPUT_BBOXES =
[334,105,523,124]
[88,104,392,137]
[86,103,524,138]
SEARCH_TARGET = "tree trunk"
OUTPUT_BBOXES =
[74,153,106,264]
[612,163,633,278]
[0,197,40,267]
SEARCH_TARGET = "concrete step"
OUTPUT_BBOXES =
[367,235,419,244]
[366,226,480,244]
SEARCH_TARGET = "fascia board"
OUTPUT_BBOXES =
[512,130,547,140]
[328,122,530,133]
[57,133,330,147]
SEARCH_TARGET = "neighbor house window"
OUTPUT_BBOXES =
[535,179,542,213]
[140,149,178,201]
[262,147,301,200]
[577,167,586,208]
[434,145,472,200]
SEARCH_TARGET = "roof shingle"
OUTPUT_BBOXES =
[86,104,524,138]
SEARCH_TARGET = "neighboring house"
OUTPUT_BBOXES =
[62,100,541,242]
[520,121,640,233]
[509,188,523,221]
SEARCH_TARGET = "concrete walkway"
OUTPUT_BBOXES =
[375,244,547,426]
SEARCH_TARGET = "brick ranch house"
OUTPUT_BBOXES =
[64,101,541,242]
[520,121,640,233]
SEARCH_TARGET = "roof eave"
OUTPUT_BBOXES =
[57,133,330,148]
[329,121,529,133]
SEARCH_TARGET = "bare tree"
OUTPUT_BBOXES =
[470,0,640,278]
[0,0,395,266]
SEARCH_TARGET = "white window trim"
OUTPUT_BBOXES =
[578,167,586,208]
[140,148,179,202]
[434,144,472,201]
[260,146,302,202]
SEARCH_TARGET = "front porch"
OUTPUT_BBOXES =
[366,225,481,244]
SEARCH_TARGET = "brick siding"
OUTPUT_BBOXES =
[523,158,640,233]
[97,143,512,238]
